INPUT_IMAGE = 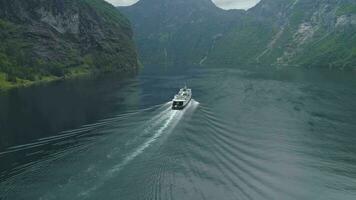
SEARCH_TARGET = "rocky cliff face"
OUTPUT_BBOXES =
[120,0,243,65]
[0,0,138,88]
[214,0,356,69]
[122,0,356,69]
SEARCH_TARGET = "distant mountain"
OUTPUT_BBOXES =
[120,0,243,65]
[120,0,356,69]
[0,0,138,89]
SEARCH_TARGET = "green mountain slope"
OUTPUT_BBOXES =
[209,0,356,69]
[120,0,244,65]
[0,0,138,89]
[121,0,356,70]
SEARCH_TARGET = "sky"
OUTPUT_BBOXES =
[105,0,261,10]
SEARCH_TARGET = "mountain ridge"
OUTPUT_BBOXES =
[119,0,244,65]
[120,0,356,70]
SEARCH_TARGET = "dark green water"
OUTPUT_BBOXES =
[1,66,356,199]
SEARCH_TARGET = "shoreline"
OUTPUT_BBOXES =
[0,71,89,92]
[0,68,138,92]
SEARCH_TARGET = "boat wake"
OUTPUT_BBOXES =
[0,100,199,199]
[110,100,199,173]
[78,100,199,197]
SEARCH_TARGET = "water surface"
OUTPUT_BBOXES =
[1,66,356,199]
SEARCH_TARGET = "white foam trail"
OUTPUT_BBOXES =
[78,100,198,197]
[110,100,199,174]
[109,110,178,174]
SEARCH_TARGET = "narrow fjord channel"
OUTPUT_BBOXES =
[1,66,356,199]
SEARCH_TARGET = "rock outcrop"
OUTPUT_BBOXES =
[121,0,356,69]
[0,0,138,88]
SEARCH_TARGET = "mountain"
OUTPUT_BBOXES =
[120,0,243,65]
[209,0,356,69]
[120,0,356,69]
[0,0,138,89]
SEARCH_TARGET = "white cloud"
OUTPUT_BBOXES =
[212,0,261,10]
[106,0,138,6]
[105,0,261,10]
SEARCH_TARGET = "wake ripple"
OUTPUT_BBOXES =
[78,100,199,197]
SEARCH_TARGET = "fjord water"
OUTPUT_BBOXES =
[1,66,356,199]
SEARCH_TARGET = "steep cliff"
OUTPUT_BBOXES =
[0,0,138,89]
[120,0,243,65]
[209,0,356,69]
[121,0,356,69]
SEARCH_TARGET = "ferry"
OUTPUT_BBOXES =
[172,86,192,110]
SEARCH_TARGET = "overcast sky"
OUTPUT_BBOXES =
[105,0,261,10]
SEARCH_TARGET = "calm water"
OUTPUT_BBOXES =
[1,66,356,199]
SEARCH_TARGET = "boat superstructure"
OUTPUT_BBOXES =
[172,86,192,110]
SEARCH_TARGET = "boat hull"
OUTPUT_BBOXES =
[171,87,192,110]
[172,97,191,110]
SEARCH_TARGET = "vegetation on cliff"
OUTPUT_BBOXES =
[0,0,138,89]
[121,0,356,70]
